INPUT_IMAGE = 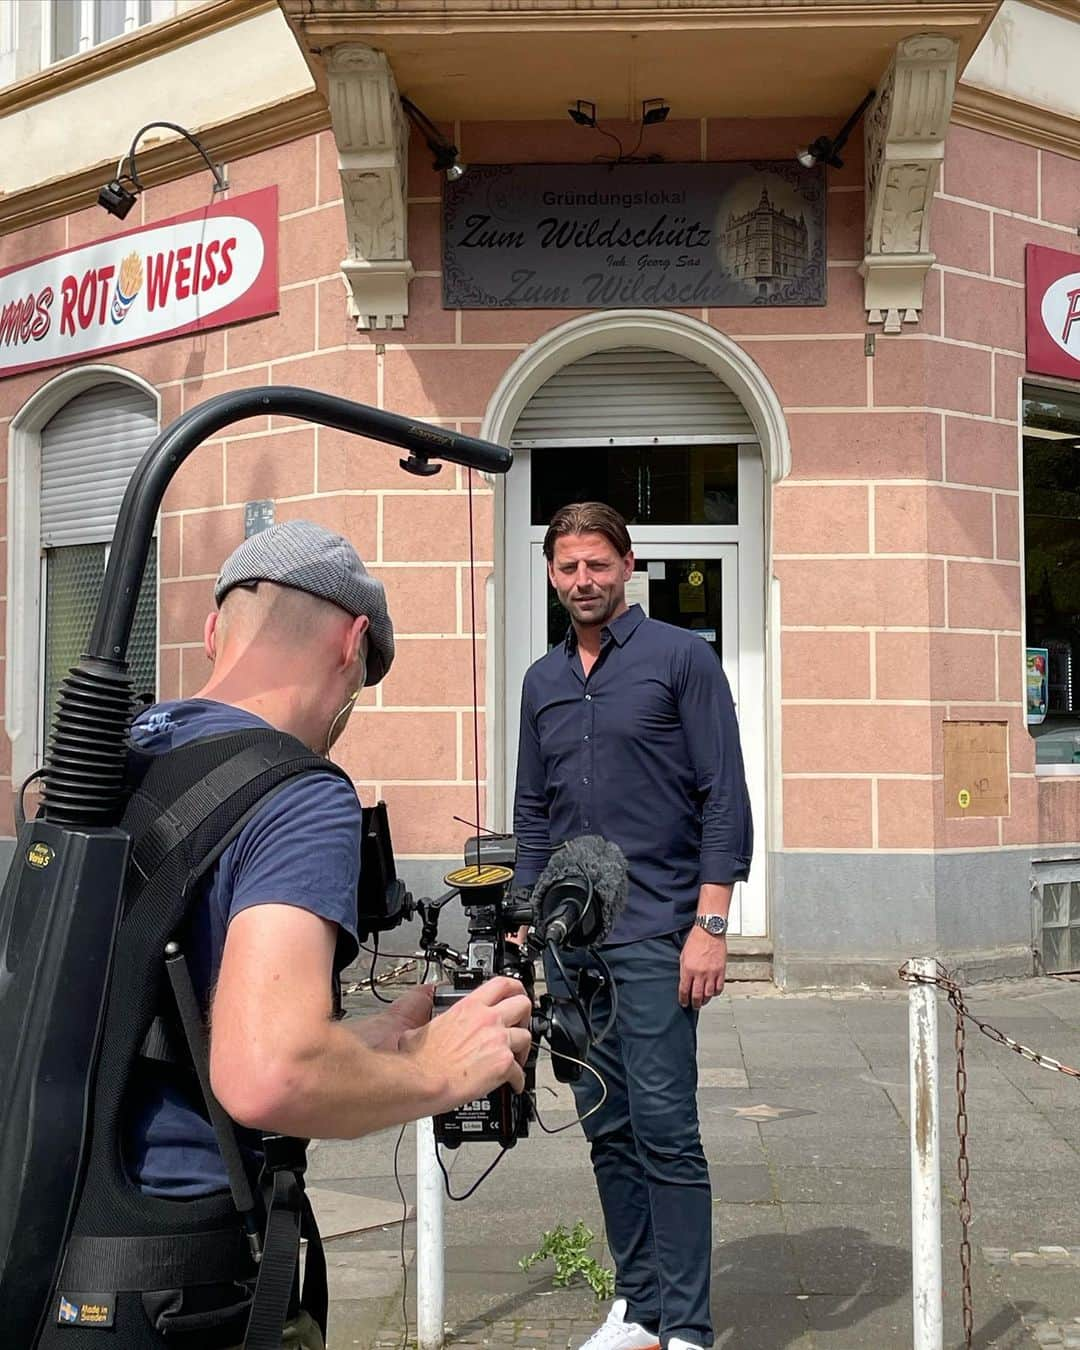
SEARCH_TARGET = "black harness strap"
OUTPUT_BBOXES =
[243,1171,303,1350]
[60,1231,250,1292]
[130,743,321,884]
[244,1137,327,1349]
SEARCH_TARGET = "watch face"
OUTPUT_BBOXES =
[700,915,727,936]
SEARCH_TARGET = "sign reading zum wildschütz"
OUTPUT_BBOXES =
[443,162,826,310]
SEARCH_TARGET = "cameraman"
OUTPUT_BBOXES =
[128,520,532,1349]
[514,503,752,1350]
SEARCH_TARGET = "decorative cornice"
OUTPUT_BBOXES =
[1019,0,1080,22]
[861,33,960,334]
[953,82,1080,160]
[325,45,414,330]
[0,90,330,237]
[284,0,999,33]
[0,0,278,118]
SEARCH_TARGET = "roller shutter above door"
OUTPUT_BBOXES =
[511,347,757,447]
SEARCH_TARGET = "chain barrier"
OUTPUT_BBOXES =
[899,960,1080,1350]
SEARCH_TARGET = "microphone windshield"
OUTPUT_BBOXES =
[534,835,628,947]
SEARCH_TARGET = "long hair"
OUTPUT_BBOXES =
[542,502,632,561]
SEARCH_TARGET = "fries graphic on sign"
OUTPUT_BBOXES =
[110,251,144,324]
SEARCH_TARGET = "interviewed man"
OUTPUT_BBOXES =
[126,520,532,1349]
[514,502,752,1350]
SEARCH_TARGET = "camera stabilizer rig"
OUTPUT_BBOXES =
[0,388,515,1350]
[357,811,628,1148]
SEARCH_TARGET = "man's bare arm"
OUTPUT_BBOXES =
[209,904,532,1139]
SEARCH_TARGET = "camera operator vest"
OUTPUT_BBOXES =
[10,728,353,1350]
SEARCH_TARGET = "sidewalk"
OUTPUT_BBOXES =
[308,975,1080,1349]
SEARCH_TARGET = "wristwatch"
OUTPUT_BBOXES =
[694,914,728,938]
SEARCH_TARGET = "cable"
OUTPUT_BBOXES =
[15,768,45,832]
[547,941,592,1036]
[359,941,417,962]
[369,934,394,1004]
[434,1141,510,1201]
[529,1042,609,1134]
[466,468,482,841]
[392,1123,409,1350]
[586,946,619,1045]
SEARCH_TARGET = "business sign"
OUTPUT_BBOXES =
[0,186,278,379]
[1027,242,1080,381]
[443,162,826,309]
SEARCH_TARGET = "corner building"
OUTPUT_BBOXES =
[2,0,1080,986]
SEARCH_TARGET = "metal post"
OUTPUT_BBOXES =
[908,956,944,1350]
[416,1117,445,1350]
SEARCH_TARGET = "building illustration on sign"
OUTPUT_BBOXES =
[723,186,809,293]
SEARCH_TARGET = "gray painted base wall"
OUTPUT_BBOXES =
[772,848,1037,989]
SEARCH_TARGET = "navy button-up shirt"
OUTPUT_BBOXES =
[513,604,753,944]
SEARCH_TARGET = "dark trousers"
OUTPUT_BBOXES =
[545,932,712,1348]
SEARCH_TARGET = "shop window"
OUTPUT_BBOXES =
[1024,383,1080,766]
[37,382,158,764]
[47,0,157,65]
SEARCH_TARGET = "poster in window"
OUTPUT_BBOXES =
[1027,647,1049,725]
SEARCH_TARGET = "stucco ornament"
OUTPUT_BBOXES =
[326,44,414,330]
[861,34,959,335]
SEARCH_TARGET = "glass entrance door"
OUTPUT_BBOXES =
[504,440,767,940]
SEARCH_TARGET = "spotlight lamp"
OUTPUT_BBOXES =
[97,120,228,217]
[401,95,467,182]
[567,96,672,163]
[97,178,139,220]
[796,89,876,170]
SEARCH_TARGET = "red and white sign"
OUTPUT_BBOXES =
[0,186,278,379]
[1027,242,1080,381]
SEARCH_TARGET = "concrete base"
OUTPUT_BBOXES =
[774,945,1034,991]
[771,848,1038,990]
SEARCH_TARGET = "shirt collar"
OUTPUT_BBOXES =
[562,603,646,654]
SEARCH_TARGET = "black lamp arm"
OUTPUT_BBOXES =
[831,89,877,156]
[119,121,227,193]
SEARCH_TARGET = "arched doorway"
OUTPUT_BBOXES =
[482,312,787,943]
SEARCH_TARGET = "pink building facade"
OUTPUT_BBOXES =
[3,89,1080,984]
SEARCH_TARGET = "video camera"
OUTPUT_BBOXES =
[357,806,626,1148]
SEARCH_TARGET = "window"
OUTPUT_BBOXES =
[532,445,739,527]
[1023,383,1080,766]
[0,1,17,85]
[47,0,158,66]
[38,383,158,763]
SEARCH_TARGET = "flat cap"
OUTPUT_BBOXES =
[215,519,394,685]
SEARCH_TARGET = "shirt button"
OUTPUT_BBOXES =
[584,694,592,701]
[584,819,591,828]
[582,777,590,785]
[583,734,590,741]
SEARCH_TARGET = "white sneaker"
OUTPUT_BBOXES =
[667,1341,705,1350]
[578,1298,660,1350]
